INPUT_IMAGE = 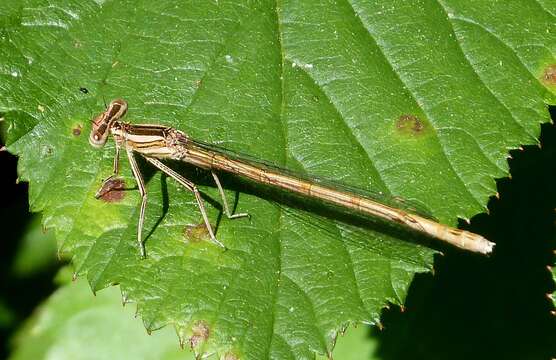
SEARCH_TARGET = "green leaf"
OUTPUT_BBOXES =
[9,273,376,360]
[9,273,191,360]
[11,214,57,277]
[1,1,554,358]
[316,325,378,360]
[0,299,15,329]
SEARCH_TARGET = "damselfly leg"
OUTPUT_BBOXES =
[211,171,250,220]
[142,157,227,252]
[95,142,121,199]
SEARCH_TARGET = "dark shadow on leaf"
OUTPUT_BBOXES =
[0,140,61,359]
[369,110,556,360]
[144,172,169,243]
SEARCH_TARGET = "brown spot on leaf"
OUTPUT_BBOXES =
[189,321,210,348]
[96,178,126,202]
[396,114,425,135]
[183,223,212,242]
[72,124,82,136]
[41,145,53,157]
[541,64,556,85]
[223,352,240,360]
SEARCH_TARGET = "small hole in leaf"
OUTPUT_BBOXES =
[72,124,82,136]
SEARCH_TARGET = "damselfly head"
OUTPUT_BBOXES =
[89,99,128,148]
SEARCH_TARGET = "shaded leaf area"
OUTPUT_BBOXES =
[0,147,60,360]
[316,324,378,360]
[0,1,554,358]
[9,272,191,360]
[371,119,556,360]
[10,215,57,278]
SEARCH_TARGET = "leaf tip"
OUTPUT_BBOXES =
[120,291,130,306]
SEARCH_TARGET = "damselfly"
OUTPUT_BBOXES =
[89,99,495,258]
